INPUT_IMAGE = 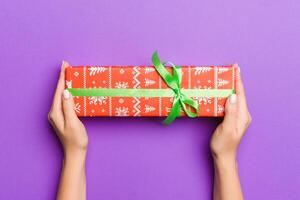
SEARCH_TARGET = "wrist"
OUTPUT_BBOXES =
[63,151,86,172]
[64,147,87,162]
[211,149,237,163]
[213,155,238,172]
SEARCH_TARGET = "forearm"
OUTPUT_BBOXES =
[213,157,243,200]
[57,150,87,200]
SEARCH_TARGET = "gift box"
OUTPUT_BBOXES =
[65,52,237,124]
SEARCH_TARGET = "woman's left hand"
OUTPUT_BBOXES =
[48,61,88,156]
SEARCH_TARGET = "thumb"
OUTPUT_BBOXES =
[62,89,78,122]
[222,94,238,125]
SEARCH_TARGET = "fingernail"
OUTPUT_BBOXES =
[62,60,68,67]
[232,62,239,69]
[234,63,240,73]
[63,89,70,99]
[229,94,237,104]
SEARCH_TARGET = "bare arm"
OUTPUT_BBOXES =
[48,61,88,200]
[210,64,251,200]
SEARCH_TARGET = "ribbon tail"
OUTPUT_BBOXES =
[163,97,181,125]
[180,96,199,118]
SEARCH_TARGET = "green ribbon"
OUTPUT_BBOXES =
[68,88,233,98]
[151,51,199,124]
[68,51,235,124]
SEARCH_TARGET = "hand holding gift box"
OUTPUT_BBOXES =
[65,52,237,124]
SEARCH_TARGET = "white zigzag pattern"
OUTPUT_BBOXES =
[133,66,141,116]
[133,66,141,88]
[133,97,141,116]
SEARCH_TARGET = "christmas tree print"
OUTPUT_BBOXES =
[66,80,72,88]
[145,67,155,74]
[88,66,107,76]
[145,105,156,113]
[218,67,229,74]
[144,78,156,87]
[218,79,229,87]
[194,67,212,75]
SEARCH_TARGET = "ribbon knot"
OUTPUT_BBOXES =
[152,51,199,125]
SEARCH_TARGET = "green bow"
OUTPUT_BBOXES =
[151,51,199,124]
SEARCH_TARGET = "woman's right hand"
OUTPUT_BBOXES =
[210,64,251,200]
[210,64,252,163]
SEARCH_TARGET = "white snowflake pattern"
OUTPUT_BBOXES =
[217,105,224,113]
[88,66,107,76]
[74,103,81,113]
[115,81,129,88]
[88,96,107,105]
[119,68,125,74]
[73,71,79,77]
[115,107,129,116]
[197,97,212,105]
[194,67,212,75]
[118,98,124,104]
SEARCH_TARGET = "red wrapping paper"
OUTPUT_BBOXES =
[65,65,237,117]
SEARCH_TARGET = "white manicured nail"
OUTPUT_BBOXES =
[63,89,70,99]
[62,60,68,67]
[229,94,237,104]
[233,62,239,68]
[234,63,240,73]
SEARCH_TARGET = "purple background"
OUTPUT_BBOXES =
[0,0,300,199]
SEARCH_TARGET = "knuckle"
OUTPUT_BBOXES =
[48,110,59,123]
[48,111,55,121]
[247,113,252,125]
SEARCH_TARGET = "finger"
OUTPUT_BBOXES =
[222,94,238,126]
[48,61,70,131]
[62,89,79,124]
[51,61,70,111]
[233,64,249,110]
[234,64,246,101]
